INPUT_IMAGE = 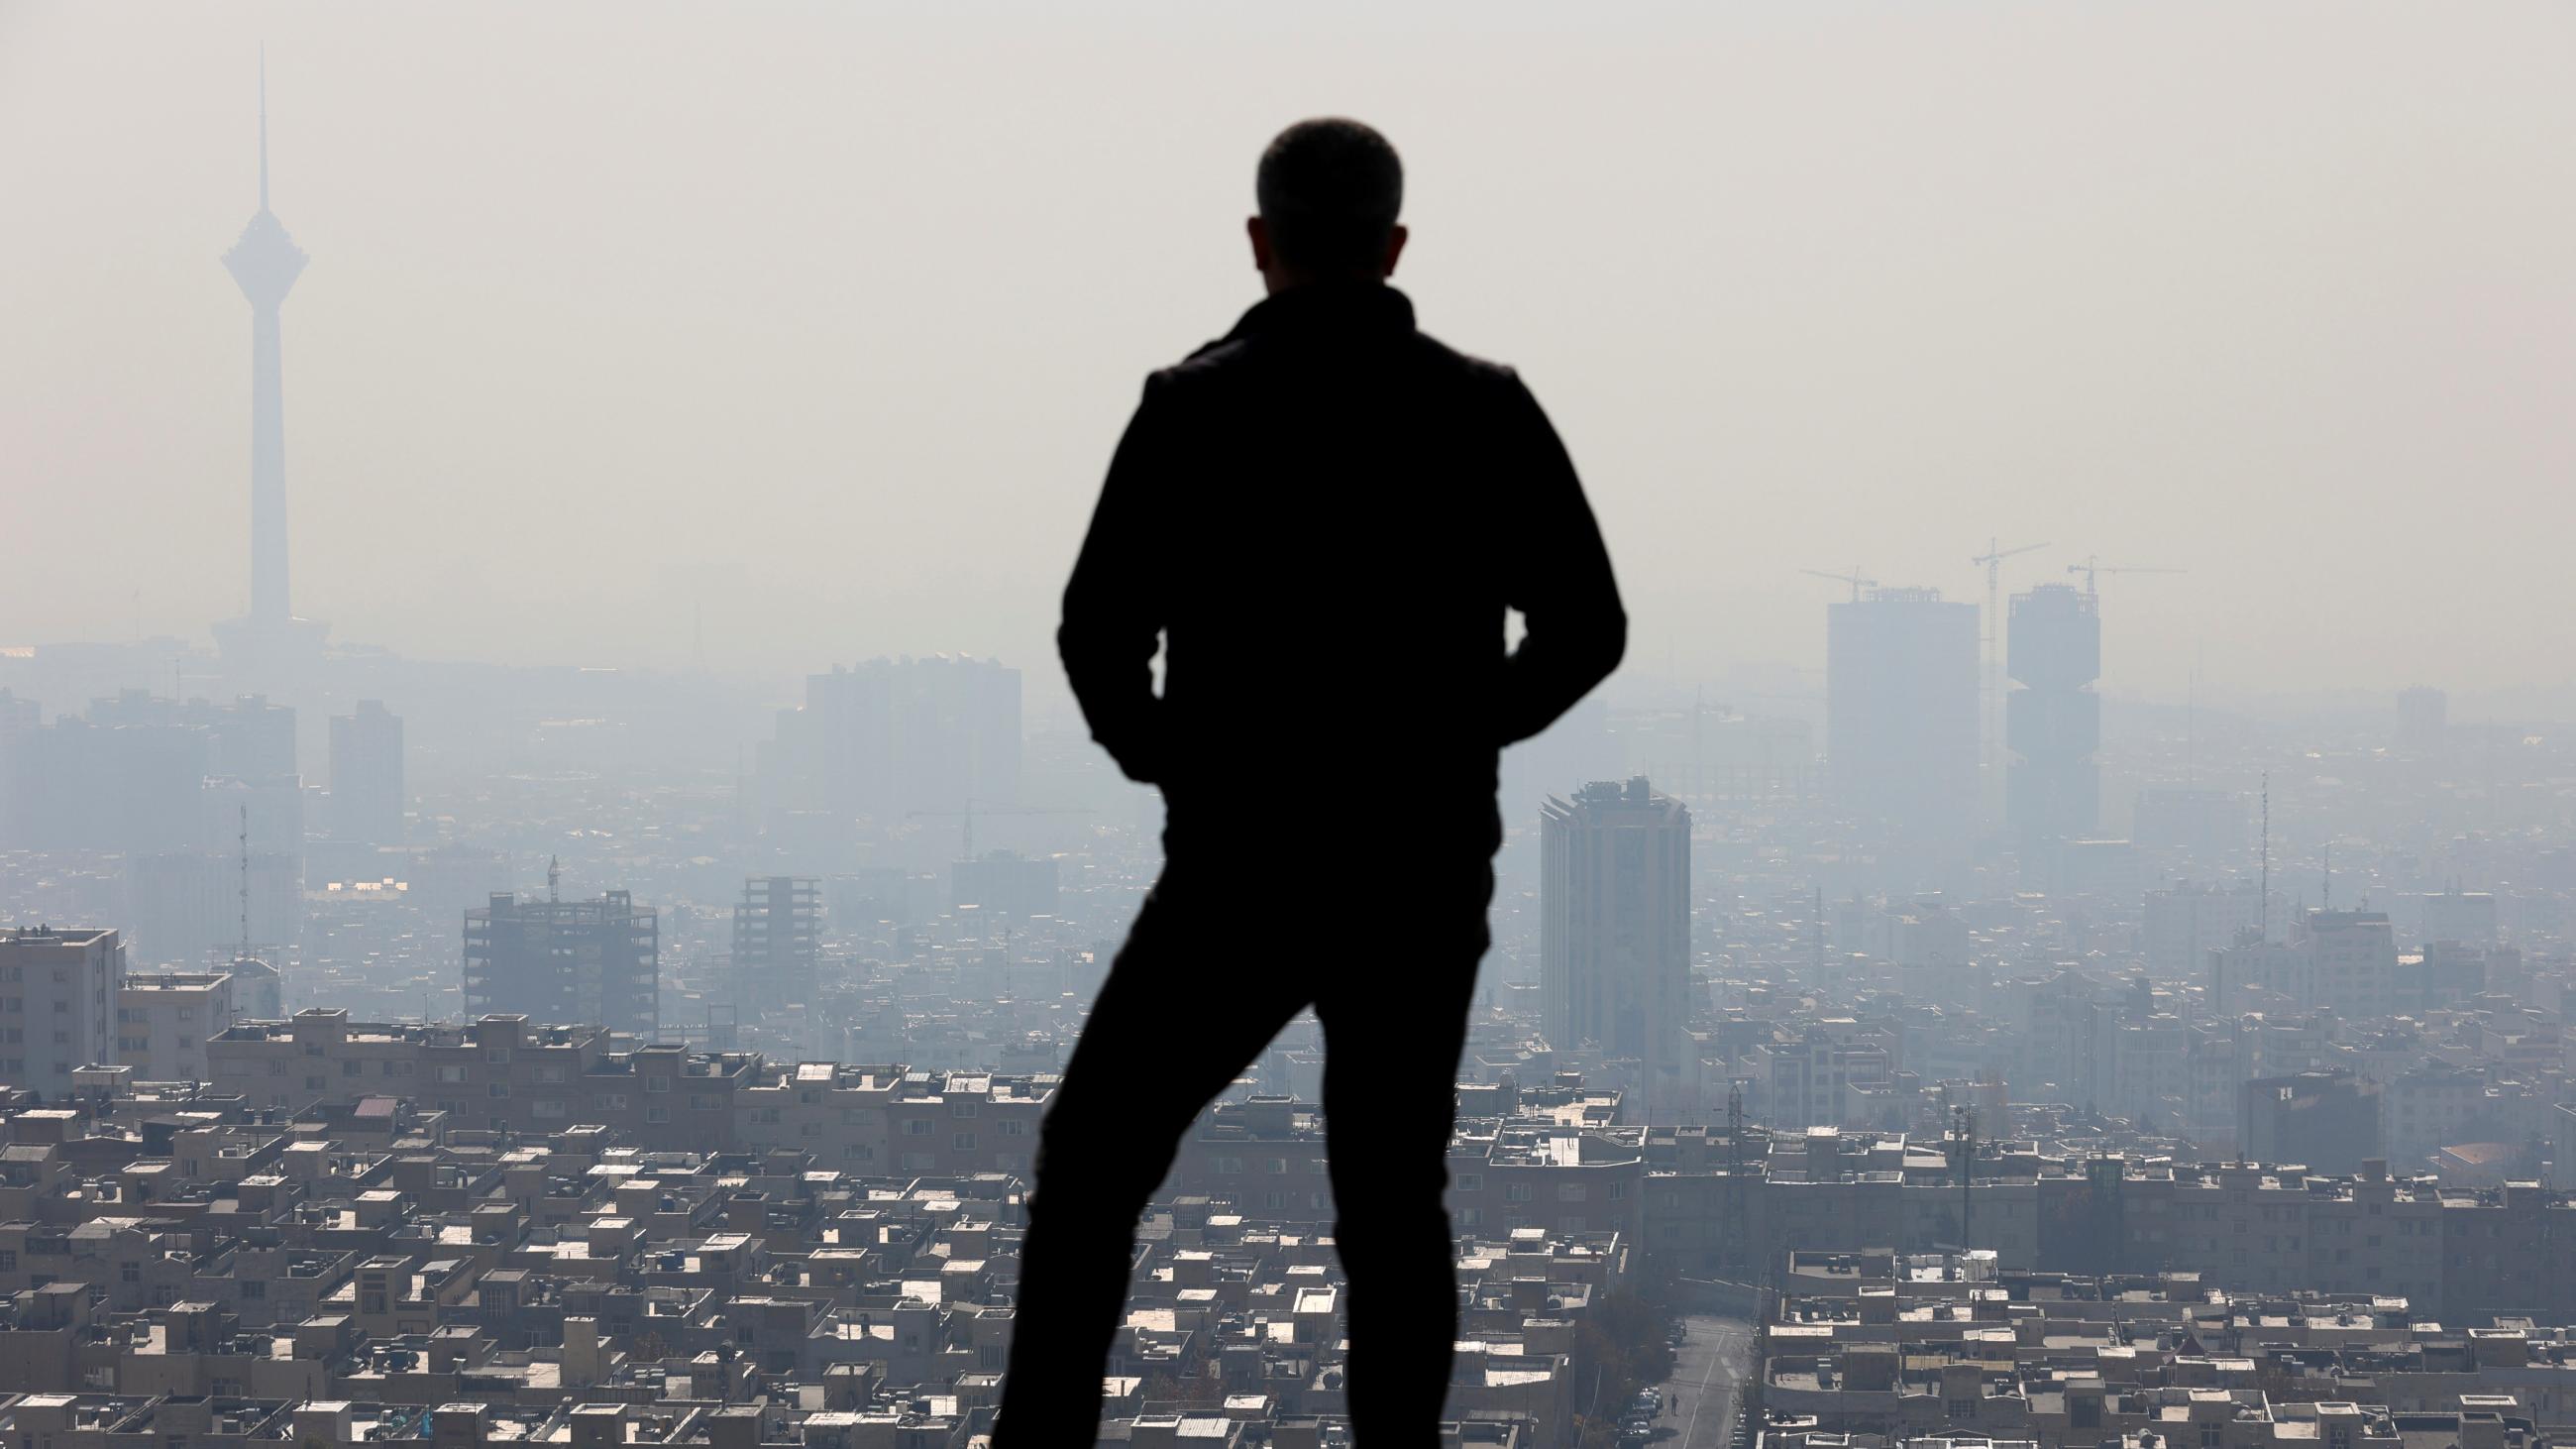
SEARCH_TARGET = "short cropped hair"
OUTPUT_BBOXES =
[1256,118,1404,275]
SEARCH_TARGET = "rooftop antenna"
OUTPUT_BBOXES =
[237,803,252,959]
[547,854,562,903]
[2259,771,2270,942]
[2321,842,2331,913]
[1814,884,1826,977]
[1956,1103,1975,1257]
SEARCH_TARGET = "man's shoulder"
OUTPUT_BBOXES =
[1410,329,1522,390]
[1148,329,1523,391]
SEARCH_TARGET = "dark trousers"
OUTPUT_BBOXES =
[997,812,1499,1446]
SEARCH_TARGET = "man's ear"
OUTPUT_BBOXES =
[1383,224,1409,279]
[1246,215,1273,272]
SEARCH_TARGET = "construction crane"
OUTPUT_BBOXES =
[2067,555,2185,596]
[906,800,1095,861]
[1799,567,1877,603]
[1970,539,2049,793]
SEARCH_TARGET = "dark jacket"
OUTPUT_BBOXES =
[1059,281,1626,821]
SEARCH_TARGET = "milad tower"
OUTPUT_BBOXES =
[213,56,328,678]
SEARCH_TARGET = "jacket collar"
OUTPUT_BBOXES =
[1223,280,1416,343]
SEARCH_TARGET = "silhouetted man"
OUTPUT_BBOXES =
[999,118,1625,1445]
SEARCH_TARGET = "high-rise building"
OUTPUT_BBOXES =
[210,61,329,675]
[732,876,821,1014]
[1540,778,1691,1094]
[2306,909,2402,1019]
[464,890,659,1037]
[2143,879,2269,980]
[0,926,127,1099]
[2396,685,2448,754]
[19,693,305,858]
[2419,887,2498,947]
[757,655,1022,824]
[2005,582,2101,846]
[1826,589,1979,840]
[328,700,405,844]
[2239,1070,2382,1175]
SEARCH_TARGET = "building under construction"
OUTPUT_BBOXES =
[463,889,659,1036]
[733,876,820,1015]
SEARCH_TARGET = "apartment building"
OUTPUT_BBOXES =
[0,926,125,1098]
[114,971,235,1082]
[732,1062,1049,1177]
[204,1011,754,1152]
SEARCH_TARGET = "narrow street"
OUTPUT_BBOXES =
[1656,1314,1755,1449]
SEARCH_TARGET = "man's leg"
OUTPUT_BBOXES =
[998,869,1306,1447]
[1315,819,1496,1442]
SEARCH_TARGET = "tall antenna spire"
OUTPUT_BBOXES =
[2259,771,2270,942]
[258,44,270,212]
[238,803,252,958]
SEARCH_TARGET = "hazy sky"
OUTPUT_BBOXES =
[4,1,2571,708]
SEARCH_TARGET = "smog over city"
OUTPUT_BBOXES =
[2,4,2573,1447]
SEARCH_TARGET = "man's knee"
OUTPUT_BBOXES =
[1029,1097,1180,1220]
[1334,1196,1452,1272]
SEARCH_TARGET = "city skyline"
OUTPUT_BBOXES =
[3,10,2573,1445]
[4,3,2572,709]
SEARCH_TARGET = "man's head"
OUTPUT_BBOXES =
[1248,118,1407,292]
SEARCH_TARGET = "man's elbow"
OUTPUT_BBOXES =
[1586,606,1629,688]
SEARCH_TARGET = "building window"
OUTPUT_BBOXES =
[646,1105,670,1124]
[953,1132,976,1151]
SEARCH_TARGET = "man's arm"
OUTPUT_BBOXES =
[1497,372,1626,745]
[1059,374,1176,784]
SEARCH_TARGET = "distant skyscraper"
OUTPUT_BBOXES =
[212,59,327,675]
[759,655,1023,823]
[2005,582,2102,846]
[464,889,659,1036]
[1825,588,1979,839]
[732,876,821,1014]
[2396,686,2448,754]
[328,700,405,844]
[1540,778,1692,1094]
